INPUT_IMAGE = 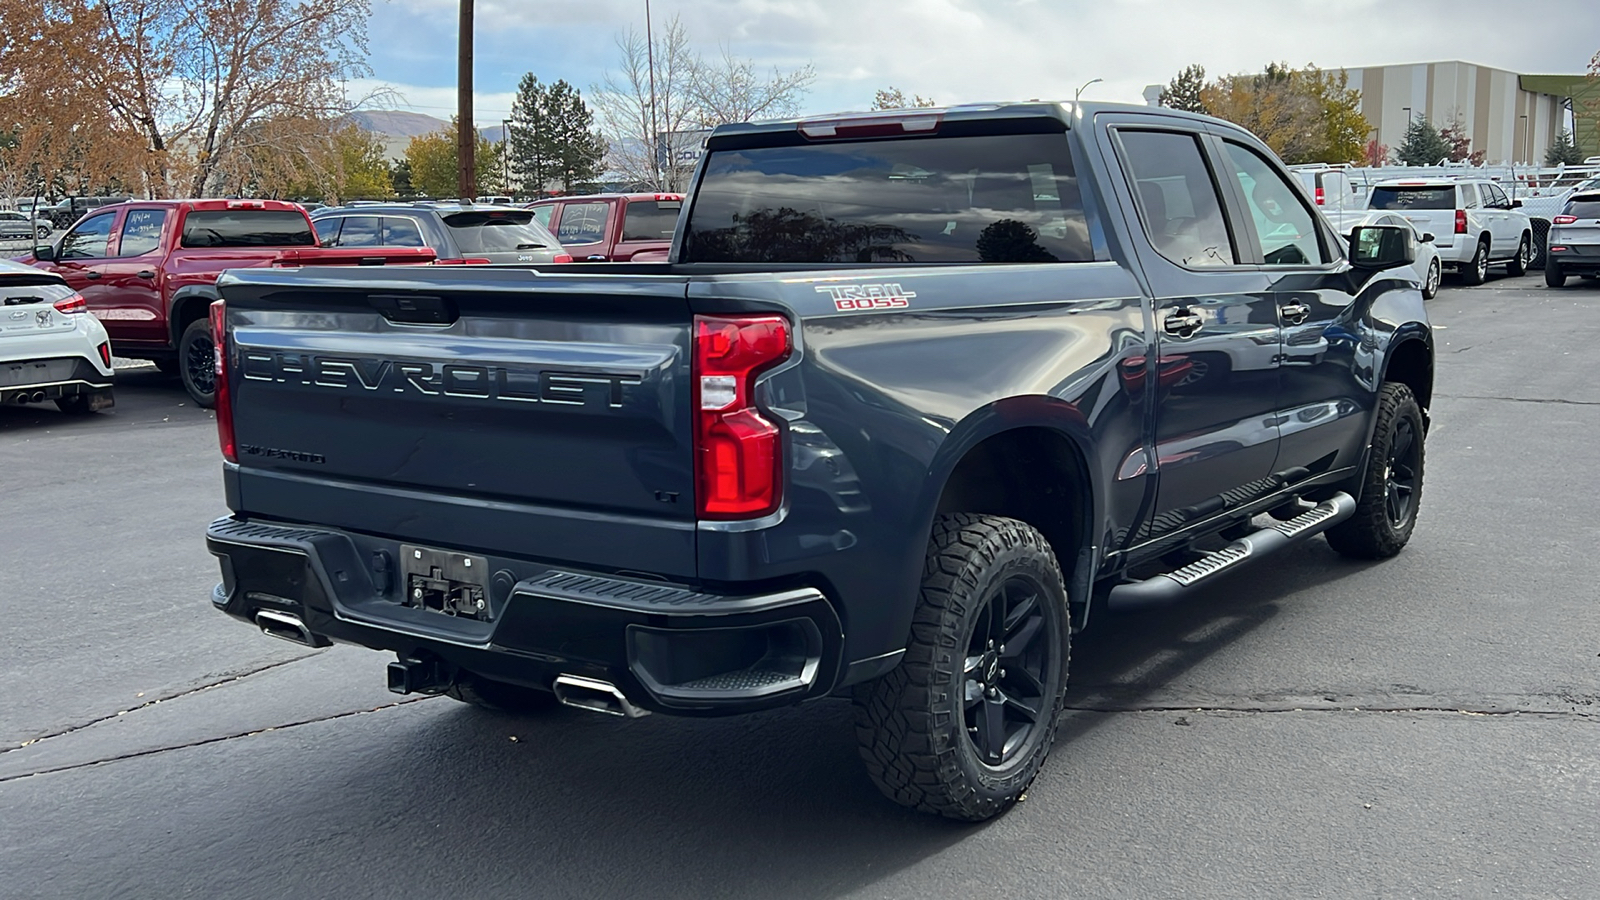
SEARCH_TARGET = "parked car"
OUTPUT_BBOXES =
[20,199,436,406]
[45,196,130,230]
[0,257,114,414]
[1288,164,1368,213]
[1329,210,1443,299]
[311,203,571,265]
[0,209,51,242]
[206,101,1432,821]
[1366,178,1532,284]
[1544,190,1600,287]
[475,195,515,206]
[525,193,683,261]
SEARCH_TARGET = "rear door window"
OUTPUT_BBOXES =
[555,203,610,244]
[1369,187,1455,210]
[313,217,342,245]
[1459,184,1480,209]
[1221,142,1325,266]
[620,200,681,242]
[331,216,381,247]
[1484,183,1510,208]
[1114,130,1237,267]
[382,217,426,247]
[684,133,1092,263]
[116,209,168,256]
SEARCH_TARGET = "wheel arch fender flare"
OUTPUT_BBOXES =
[168,284,221,347]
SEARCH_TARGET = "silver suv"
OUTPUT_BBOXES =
[1544,191,1600,287]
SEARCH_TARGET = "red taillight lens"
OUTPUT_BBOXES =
[97,341,111,367]
[210,300,235,463]
[1314,186,1325,206]
[552,253,574,263]
[693,315,791,519]
[53,292,87,314]
[1554,215,1578,225]
[1455,209,1468,234]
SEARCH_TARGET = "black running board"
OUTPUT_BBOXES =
[1107,492,1356,612]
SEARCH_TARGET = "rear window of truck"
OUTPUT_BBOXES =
[180,211,315,248]
[682,134,1092,264]
[620,200,681,242]
[1369,186,1455,210]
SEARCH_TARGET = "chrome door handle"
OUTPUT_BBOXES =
[1280,302,1310,325]
[1163,310,1203,338]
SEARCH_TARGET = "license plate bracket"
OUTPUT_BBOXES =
[400,544,490,620]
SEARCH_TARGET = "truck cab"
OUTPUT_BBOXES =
[525,193,682,262]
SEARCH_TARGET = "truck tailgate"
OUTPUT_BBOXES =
[217,267,698,576]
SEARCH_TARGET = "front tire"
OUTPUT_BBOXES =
[1506,234,1531,276]
[854,514,1071,821]
[1461,238,1489,285]
[1326,383,1424,560]
[178,317,216,408]
[1422,257,1441,299]
[1546,258,1567,288]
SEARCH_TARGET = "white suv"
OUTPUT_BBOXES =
[0,257,115,414]
[1367,179,1533,284]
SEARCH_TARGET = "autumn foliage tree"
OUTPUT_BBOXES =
[406,118,497,198]
[1198,63,1370,165]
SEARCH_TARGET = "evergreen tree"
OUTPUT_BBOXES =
[1395,116,1452,166]
[1159,64,1208,114]
[391,159,414,198]
[1546,129,1583,166]
[508,75,607,196]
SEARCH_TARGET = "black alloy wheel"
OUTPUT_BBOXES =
[1383,416,1420,530]
[178,317,217,408]
[963,574,1054,766]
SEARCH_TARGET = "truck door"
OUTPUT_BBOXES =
[96,207,170,345]
[1215,139,1370,479]
[48,209,124,335]
[1101,122,1283,546]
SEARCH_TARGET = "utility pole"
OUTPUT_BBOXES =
[645,0,659,189]
[457,0,475,200]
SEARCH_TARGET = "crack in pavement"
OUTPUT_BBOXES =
[1,652,322,754]
[0,696,433,783]
[1434,393,1600,407]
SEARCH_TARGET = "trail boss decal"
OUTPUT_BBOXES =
[816,284,916,312]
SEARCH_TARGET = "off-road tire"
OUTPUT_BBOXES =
[1506,234,1531,276]
[853,513,1071,821]
[1326,383,1424,560]
[178,317,216,408]
[1545,258,1567,288]
[445,670,561,714]
[1461,238,1489,285]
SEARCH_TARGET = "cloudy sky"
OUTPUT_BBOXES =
[360,0,1600,125]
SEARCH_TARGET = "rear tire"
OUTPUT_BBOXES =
[1460,238,1489,285]
[1506,234,1531,276]
[1421,258,1441,300]
[854,513,1071,821]
[178,317,216,408]
[1546,258,1567,288]
[445,671,561,714]
[1326,383,1424,560]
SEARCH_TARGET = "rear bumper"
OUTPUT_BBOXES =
[0,355,113,404]
[1547,245,1600,271]
[206,516,845,716]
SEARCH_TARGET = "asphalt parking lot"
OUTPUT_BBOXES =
[2,275,1596,899]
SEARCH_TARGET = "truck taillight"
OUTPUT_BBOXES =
[1554,215,1578,225]
[1314,187,1325,206]
[1455,210,1468,234]
[210,299,236,463]
[53,292,87,314]
[692,314,791,519]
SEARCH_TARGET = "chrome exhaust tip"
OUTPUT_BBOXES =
[552,674,650,718]
[254,609,331,648]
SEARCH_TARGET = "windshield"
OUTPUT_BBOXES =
[1370,186,1455,210]
[683,133,1092,264]
[180,210,315,247]
[442,210,558,253]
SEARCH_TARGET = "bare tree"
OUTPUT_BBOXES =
[592,16,814,192]
[871,87,937,110]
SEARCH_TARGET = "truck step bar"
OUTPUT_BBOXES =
[1107,492,1357,611]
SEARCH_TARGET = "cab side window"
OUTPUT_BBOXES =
[117,209,167,256]
[1115,130,1238,268]
[1222,143,1326,266]
[59,211,117,259]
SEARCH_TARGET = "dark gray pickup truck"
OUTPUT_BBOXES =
[205,102,1432,820]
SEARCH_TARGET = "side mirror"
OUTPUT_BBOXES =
[1348,225,1416,270]
[32,244,55,262]
[1421,232,1436,244]
[1511,199,1524,209]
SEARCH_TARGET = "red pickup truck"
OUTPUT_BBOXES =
[22,199,434,406]
[524,193,681,262]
